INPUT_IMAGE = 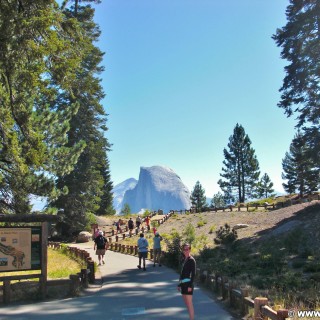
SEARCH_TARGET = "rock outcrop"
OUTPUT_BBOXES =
[112,178,138,213]
[121,165,191,213]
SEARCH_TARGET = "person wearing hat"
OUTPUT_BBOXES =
[94,230,108,265]
[153,231,163,267]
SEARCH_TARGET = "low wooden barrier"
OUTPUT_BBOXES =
[170,194,320,214]
[198,270,289,320]
[107,232,289,320]
[0,243,95,304]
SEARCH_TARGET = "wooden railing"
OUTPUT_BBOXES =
[170,193,320,214]
[48,242,95,288]
[106,216,291,320]
[101,212,173,244]
[0,243,95,304]
[198,271,289,320]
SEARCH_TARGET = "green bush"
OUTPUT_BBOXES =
[214,223,238,245]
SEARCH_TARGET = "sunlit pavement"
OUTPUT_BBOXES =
[0,242,237,320]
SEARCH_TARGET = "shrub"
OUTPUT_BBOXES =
[214,223,238,245]
[163,234,182,269]
[209,225,216,234]
[197,219,206,228]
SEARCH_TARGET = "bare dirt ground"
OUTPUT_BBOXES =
[95,200,320,245]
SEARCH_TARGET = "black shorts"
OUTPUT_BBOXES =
[139,252,147,259]
[180,283,194,295]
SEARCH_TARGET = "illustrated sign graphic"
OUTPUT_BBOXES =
[0,227,41,272]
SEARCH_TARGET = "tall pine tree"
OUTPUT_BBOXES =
[0,0,86,214]
[273,0,320,186]
[51,0,114,236]
[190,181,207,212]
[282,133,318,197]
[256,173,275,199]
[218,124,260,203]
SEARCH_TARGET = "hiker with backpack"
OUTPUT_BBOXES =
[94,230,109,265]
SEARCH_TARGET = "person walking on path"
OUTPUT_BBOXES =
[153,231,162,267]
[94,231,109,265]
[144,215,150,231]
[136,215,142,230]
[137,233,148,271]
[177,243,196,320]
[128,217,134,237]
[115,219,121,235]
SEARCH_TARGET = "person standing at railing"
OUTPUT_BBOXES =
[137,233,148,271]
[177,243,196,320]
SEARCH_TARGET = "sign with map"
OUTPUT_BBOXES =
[0,227,42,272]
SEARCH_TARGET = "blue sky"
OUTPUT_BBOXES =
[93,0,297,197]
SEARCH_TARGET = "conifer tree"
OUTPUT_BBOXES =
[190,181,207,212]
[218,124,260,203]
[282,133,318,197]
[256,173,275,199]
[273,0,320,178]
[210,191,225,208]
[0,1,86,214]
[51,0,114,236]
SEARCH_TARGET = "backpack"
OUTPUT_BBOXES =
[96,235,105,247]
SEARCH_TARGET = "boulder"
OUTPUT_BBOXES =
[76,231,92,243]
[232,224,249,230]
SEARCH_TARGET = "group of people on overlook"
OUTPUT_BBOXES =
[93,216,196,320]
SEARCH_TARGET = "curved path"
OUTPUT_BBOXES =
[0,241,237,320]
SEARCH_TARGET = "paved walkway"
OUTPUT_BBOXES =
[0,241,238,320]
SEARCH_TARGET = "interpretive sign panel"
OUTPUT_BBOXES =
[0,227,42,272]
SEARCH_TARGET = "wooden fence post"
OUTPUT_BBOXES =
[254,297,268,320]
[69,274,80,296]
[87,259,95,283]
[240,288,249,316]
[81,268,89,288]
[221,276,228,300]
[277,309,289,320]
[3,279,11,304]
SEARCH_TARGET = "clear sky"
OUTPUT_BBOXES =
[93,0,297,197]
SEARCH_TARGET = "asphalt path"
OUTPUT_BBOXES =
[0,241,237,320]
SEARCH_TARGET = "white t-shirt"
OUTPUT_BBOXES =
[137,237,148,252]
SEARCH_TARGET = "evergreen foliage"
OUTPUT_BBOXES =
[257,173,275,199]
[282,133,319,196]
[121,203,131,216]
[214,223,238,245]
[210,191,225,208]
[0,1,114,236]
[51,0,114,236]
[190,181,207,212]
[273,0,320,185]
[0,0,86,214]
[218,124,260,203]
[182,223,196,246]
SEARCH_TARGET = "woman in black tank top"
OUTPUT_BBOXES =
[177,243,196,320]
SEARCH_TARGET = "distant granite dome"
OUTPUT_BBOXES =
[112,178,138,213]
[121,165,191,213]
